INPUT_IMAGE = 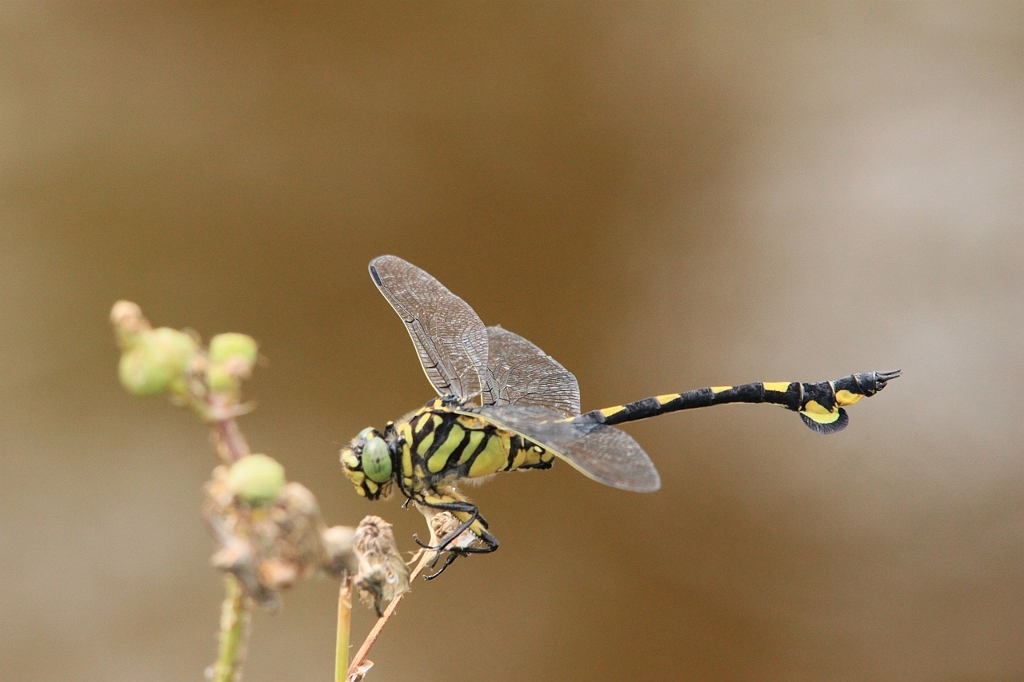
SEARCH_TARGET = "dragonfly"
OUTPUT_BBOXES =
[340,255,899,577]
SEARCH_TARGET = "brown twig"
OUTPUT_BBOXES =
[346,549,436,681]
[214,417,251,463]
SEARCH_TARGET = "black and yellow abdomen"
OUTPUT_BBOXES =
[574,371,900,436]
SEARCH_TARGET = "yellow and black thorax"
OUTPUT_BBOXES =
[391,398,554,498]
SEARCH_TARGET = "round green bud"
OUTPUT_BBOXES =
[227,454,285,505]
[362,435,392,484]
[118,327,197,396]
[209,333,258,366]
[205,362,237,393]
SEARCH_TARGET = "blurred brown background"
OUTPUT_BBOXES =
[1,3,1021,681]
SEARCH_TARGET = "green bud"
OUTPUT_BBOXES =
[206,362,237,394]
[209,333,258,367]
[118,327,197,396]
[227,454,286,505]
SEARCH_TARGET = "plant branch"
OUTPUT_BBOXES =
[335,580,353,682]
[346,549,435,681]
[210,574,251,682]
[214,416,251,463]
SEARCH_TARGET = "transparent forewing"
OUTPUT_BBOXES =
[467,405,661,492]
[370,255,494,402]
[486,326,581,417]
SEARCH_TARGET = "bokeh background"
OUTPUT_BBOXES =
[1,3,1022,681]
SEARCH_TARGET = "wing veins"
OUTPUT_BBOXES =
[460,405,661,492]
[370,255,493,402]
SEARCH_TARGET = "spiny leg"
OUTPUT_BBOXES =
[423,531,498,580]
[423,550,459,579]
[413,491,491,553]
[414,500,481,552]
[413,489,499,578]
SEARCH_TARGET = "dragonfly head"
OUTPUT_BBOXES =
[340,427,394,500]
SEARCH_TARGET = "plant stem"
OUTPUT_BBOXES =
[206,399,252,678]
[346,550,435,680]
[214,417,251,463]
[211,575,250,682]
[335,579,353,682]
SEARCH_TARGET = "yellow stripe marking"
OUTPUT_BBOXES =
[414,412,432,434]
[417,430,435,457]
[656,394,681,405]
[468,435,509,478]
[510,446,527,471]
[763,382,790,392]
[365,480,378,494]
[601,405,626,418]
[711,386,733,394]
[427,425,466,473]
[800,400,840,424]
[835,389,864,406]
[457,431,485,465]
[399,423,413,477]
[802,399,832,415]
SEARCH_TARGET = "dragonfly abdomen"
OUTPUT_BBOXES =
[576,371,900,435]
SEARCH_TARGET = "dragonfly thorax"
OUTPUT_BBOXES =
[341,426,396,500]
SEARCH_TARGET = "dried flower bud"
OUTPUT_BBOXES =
[205,465,356,610]
[227,454,285,506]
[352,516,410,617]
[268,483,331,577]
[110,300,150,349]
[322,525,358,576]
[418,504,479,551]
[117,327,197,396]
[211,536,279,608]
[258,559,299,590]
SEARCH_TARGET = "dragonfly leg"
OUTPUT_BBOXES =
[423,528,499,580]
[411,490,499,578]
[423,551,459,579]
[412,497,485,552]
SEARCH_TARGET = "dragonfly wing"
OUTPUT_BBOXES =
[467,405,661,492]
[370,255,494,403]
[486,325,581,417]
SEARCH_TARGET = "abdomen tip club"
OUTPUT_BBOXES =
[800,408,849,434]
[874,370,901,388]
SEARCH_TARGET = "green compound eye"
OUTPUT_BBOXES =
[362,435,392,483]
